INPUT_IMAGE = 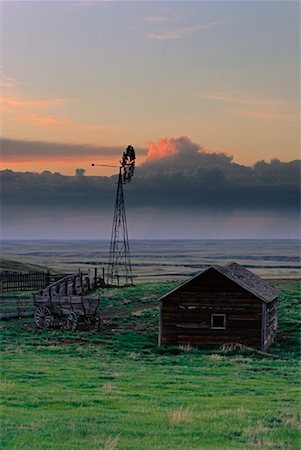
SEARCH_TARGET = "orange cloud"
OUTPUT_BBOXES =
[18,112,118,132]
[22,113,69,126]
[146,138,178,160]
[1,92,119,141]
[146,136,202,161]
[0,96,73,109]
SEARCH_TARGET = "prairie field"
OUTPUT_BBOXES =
[1,239,300,280]
[0,278,300,449]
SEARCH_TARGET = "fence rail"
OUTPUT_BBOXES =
[0,295,34,319]
[0,271,51,292]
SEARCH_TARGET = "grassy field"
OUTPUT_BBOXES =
[0,280,300,449]
[1,240,300,280]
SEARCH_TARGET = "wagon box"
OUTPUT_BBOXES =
[33,294,100,331]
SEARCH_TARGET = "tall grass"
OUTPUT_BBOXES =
[168,406,194,425]
[103,434,121,450]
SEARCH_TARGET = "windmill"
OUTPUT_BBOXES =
[92,145,136,286]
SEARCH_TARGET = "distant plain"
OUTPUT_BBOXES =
[1,239,300,281]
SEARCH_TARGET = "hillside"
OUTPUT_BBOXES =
[0,257,53,274]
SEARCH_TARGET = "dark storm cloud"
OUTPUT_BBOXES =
[135,136,300,211]
[0,138,147,161]
[1,136,300,213]
[1,169,115,209]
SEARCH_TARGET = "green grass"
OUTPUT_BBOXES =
[0,281,300,449]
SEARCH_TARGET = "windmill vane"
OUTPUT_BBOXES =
[120,145,136,183]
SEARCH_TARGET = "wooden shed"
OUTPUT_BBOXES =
[159,262,278,351]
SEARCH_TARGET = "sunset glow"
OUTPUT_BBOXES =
[146,138,182,161]
[1,1,300,239]
[1,1,299,173]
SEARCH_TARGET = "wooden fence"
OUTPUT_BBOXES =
[0,271,51,292]
[0,295,34,319]
[41,273,91,298]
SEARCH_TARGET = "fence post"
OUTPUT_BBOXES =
[94,268,97,289]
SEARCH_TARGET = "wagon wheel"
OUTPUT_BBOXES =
[94,313,102,330]
[34,306,53,329]
[83,317,92,330]
[65,311,78,331]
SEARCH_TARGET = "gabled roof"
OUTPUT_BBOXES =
[159,262,279,303]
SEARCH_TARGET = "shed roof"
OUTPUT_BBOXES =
[159,262,279,303]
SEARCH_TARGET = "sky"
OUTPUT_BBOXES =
[0,1,300,239]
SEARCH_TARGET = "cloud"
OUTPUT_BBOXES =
[0,68,26,90]
[1,136,299,216]
[0,138,148,163]
[136,137,300,213]
[16,113,118,132]
[143,136,232,170]
[145,136,201,161]
[201,94,298,123]
[1,137,299,238]
[1,91,118,138]
[149,20,225,41]
[0,96,73,109]
[227,108,298,122]
[203,94,276,107]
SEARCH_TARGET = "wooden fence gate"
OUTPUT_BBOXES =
[0,271,51,292]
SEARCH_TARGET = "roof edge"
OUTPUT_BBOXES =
[158,264,279,303]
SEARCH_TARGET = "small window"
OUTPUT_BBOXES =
[211,314,226,330]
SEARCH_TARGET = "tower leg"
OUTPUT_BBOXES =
[107,170,133,286]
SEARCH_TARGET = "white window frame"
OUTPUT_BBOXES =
[211,314,226,330]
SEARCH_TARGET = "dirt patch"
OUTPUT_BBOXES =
[46,338,107,346]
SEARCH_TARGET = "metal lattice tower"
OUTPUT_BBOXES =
[107,168,133,286]
[92,145,135,286]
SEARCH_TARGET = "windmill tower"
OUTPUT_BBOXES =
[92,146,135,286]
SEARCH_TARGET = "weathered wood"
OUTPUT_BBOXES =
[0,294,34,319]
[159,265,278,350]
[0,271,51,292]
[32,293,100,330]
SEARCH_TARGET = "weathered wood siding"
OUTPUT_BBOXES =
[263,299,277,350]
[159,269,264,349]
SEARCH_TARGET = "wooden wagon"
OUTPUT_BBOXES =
[33,294,101,331]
